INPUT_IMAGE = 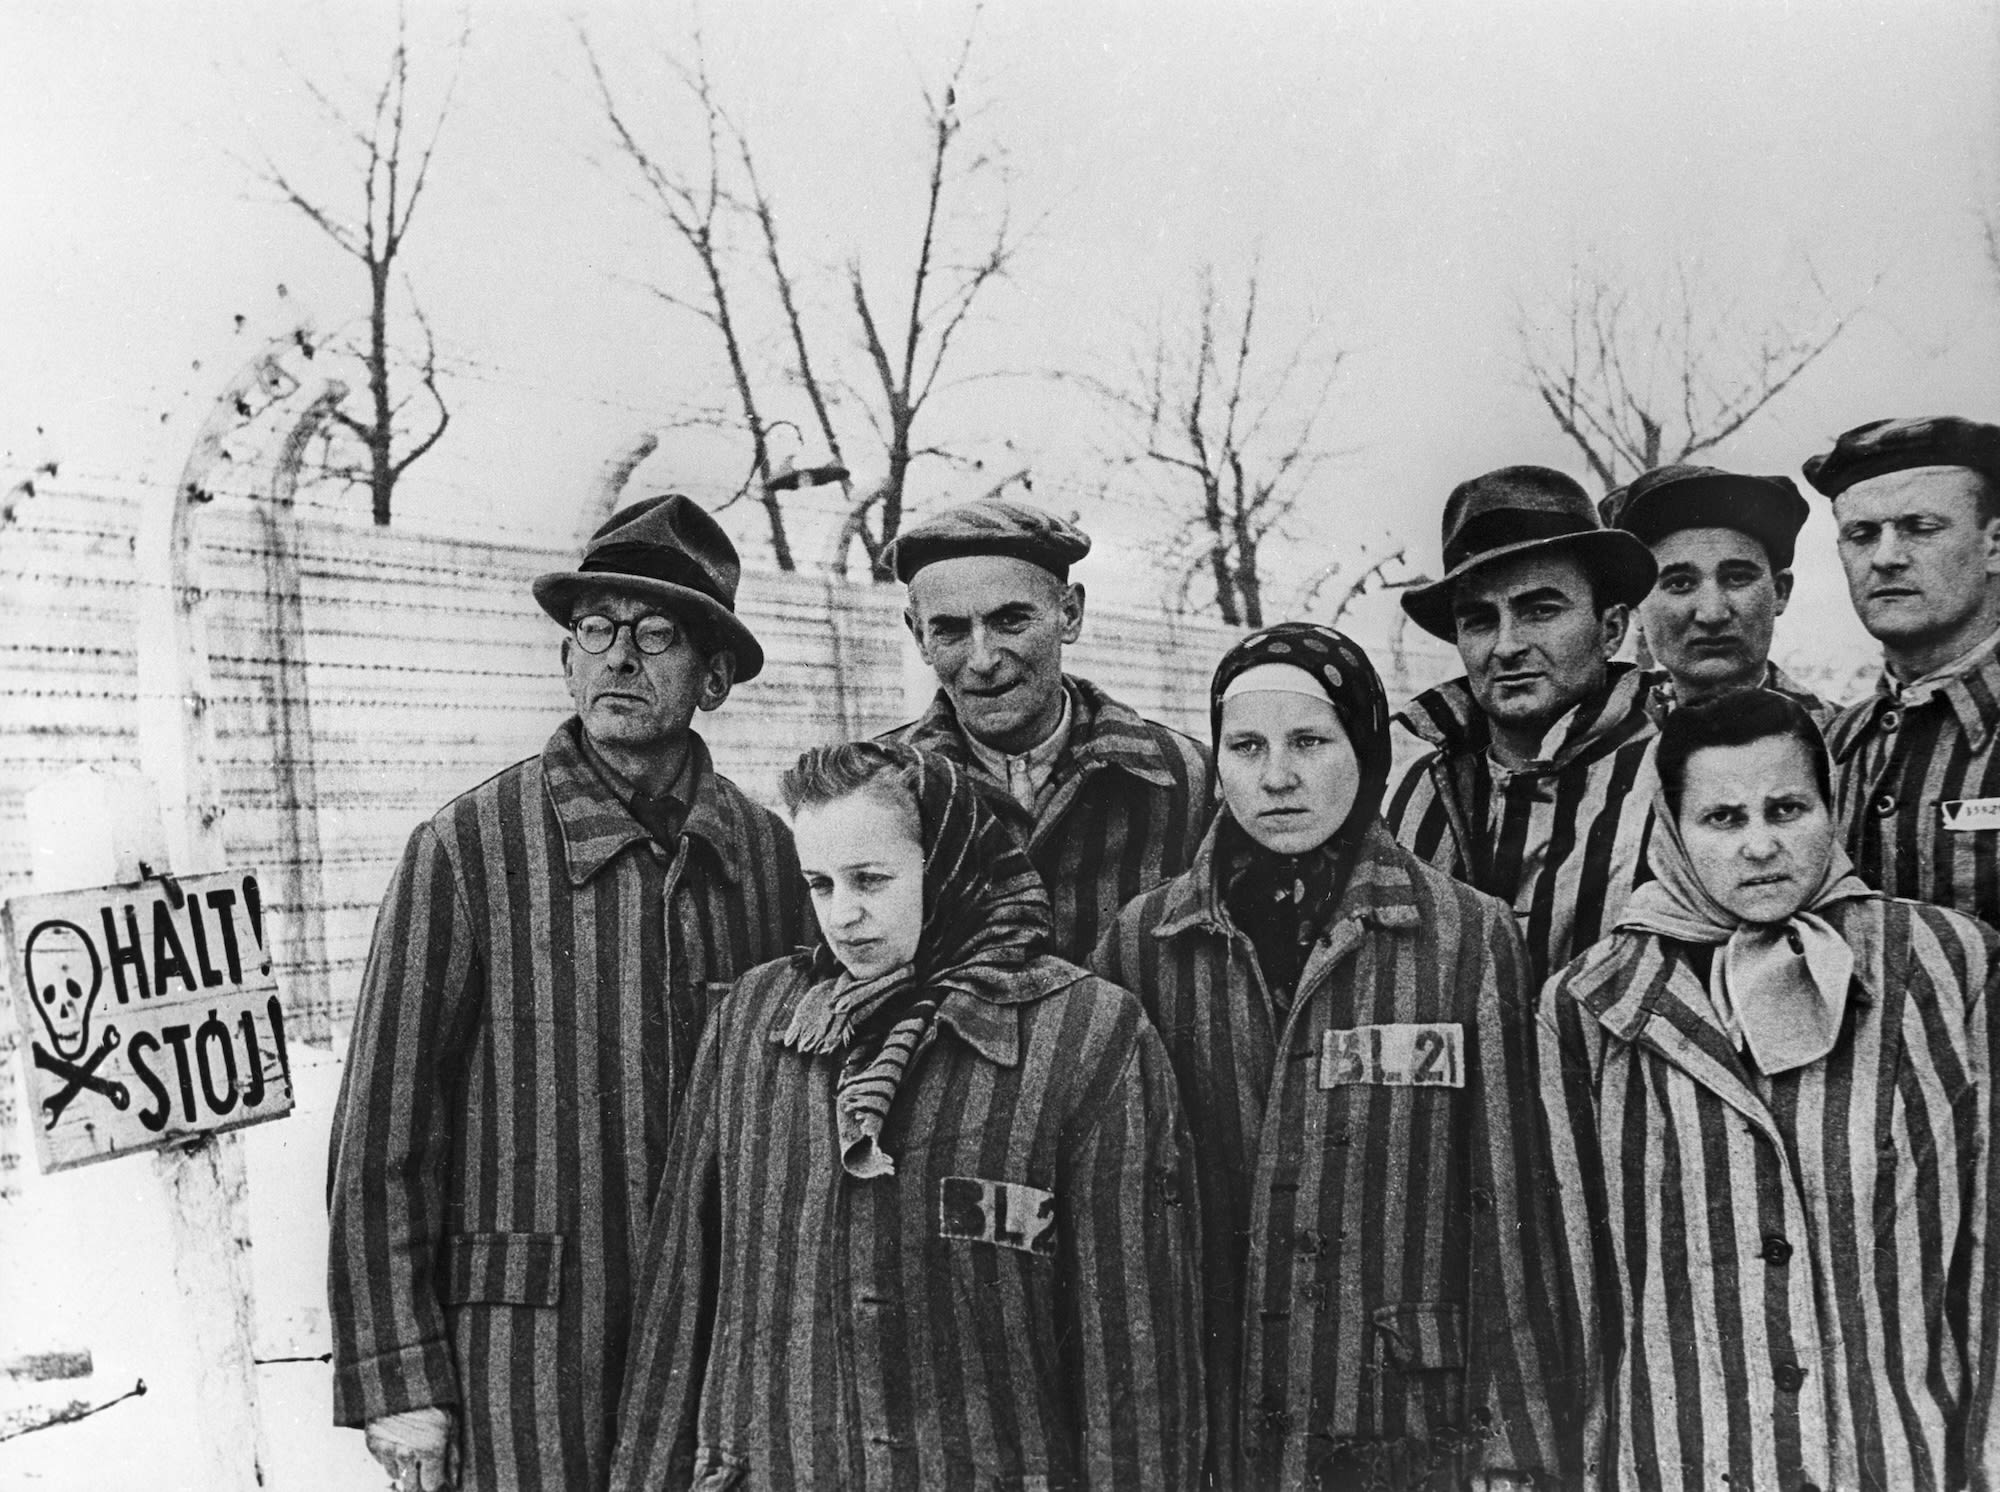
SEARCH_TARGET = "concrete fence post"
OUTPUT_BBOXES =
[132,437,268,1491]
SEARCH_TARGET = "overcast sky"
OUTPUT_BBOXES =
[5,0,1997,675]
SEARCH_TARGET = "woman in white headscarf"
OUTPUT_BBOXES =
[1539,688,2000,1491]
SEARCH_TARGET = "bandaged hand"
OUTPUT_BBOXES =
[364,1406,458,1491]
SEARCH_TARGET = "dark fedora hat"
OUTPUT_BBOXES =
[1600,464,1810,570]
[1401,465,1658,641]
[532,495,764,681]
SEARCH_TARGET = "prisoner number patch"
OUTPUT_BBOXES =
[1941,799,2000,832]
[1320,1022,1465,1089]
[939,1175,1058,1257]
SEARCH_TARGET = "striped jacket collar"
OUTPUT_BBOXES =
[1827,643,2000,762]
[1642,661,1831,726]
[542,719,746,887]
[1396,661,1653,775]
[903,675,1179,789]
[762,956,1088,1069]
[1150,817,1425,942]
[1559,901,1888,1135]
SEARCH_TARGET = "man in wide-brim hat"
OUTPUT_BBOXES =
[327,494,807,1492]
[1388,464,1663,980]
[1601,463,1832,722]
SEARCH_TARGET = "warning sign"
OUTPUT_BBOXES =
[3,871,294,1172]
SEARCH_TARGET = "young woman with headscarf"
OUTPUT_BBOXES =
[1538,689,2000,1490]
[1093,623,1573,1491]
[609,740,1204,1492]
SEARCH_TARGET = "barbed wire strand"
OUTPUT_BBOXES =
[0,1379,148,1446]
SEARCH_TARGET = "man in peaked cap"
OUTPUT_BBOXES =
[1806,415,2000,926]
[1386,465,1661,980]
[1602,463,1832,723]
[880,496,1213,962]
[327,495,806,1491]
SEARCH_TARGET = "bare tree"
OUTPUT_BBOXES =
[255,12,463,526]
[1077,266,1350,628]
[584,34,803,569]
[1520,257,1865,492]
[585,15,1023,578]
[843,28,1025,578]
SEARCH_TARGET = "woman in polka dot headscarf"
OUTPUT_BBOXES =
[1204,622,1394,1003]
[1094,622,1566,1488]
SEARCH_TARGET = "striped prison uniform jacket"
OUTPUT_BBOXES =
[1093,821,1575,1489]
[1386,662,1658,984]
[1539,895,2000,1491]
[1641,661,1837,729]
[1830,639,2000,931]
[609,955,1206,1492]
[327,722,805,1492]
[885,675,1213,964]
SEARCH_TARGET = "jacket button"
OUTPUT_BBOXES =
[1761,1235,1793,1266]
[1774,1361,1808,1393]
[1880,709,1901,732]
[1470,1187,1494,1212]
[1874,792,1898,818]
[1329,1127,1352,1146]
[1294,1228,1322,1256]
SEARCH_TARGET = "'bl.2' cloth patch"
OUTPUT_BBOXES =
[1320,1023,1466,1089]
[938,1175,1058,1257]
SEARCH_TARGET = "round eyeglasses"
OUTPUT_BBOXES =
[570,613,682,656]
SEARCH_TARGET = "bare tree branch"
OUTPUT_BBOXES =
[1074,265,1353,627]
[254,6,466,524]
[583,26,796,569]
[1518,255,1870,492]
[584,9,1024,579]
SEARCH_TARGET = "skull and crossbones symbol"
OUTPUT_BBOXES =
[22,919,127,1127]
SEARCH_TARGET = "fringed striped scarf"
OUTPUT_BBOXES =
[835,996,940,1179]
[780,746,1052,1179]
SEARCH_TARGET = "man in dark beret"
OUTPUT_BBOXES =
[1806,415,2000,925]
[327,495,806,1491]
[881,497,1213,961]
[1387,465,1661,981]
[1602,463,1832,723]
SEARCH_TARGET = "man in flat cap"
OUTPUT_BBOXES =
[1603,463,1832,723]
[327,495,806,1491]
[1808,415,2000,926]
[1387,465,1661,981]
[882,497,1212,961]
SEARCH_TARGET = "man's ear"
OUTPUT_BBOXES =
[697,649,738,713]
[1599,602,1631,659]
[1772,568,1795,616]
[903,605,933,664]
[1983,516,2000,578]
[1059,582,1086,645]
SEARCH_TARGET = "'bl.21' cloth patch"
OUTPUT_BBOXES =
[938,1175,1058,1257]
[1320,1023,1466,1089]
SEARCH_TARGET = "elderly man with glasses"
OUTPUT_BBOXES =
[327,495,806,1492]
